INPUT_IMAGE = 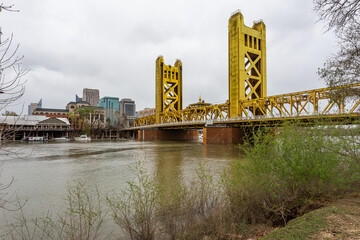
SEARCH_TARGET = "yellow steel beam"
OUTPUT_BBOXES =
[133,83,360,128]
[237,83,360,119]
[350,99,360,113]
[155,56,182,124]
[228,12,266,118]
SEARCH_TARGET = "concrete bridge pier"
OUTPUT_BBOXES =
[203,126,246,144]
[137,129,199,141]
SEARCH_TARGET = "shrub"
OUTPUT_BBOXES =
[107,161,236,240]
[107,162,160,240]
[227,123,360,226]
[4,181,107,240]
[158,163,224,239]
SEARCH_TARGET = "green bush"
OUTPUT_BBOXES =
[228,123,360,225]
[107,162,160,240]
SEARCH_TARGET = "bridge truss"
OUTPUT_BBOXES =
[134,83,360,128]
[238,84,360,119]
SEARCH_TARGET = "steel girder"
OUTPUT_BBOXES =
[134,103,228,127]
[134,84,360,128]
[238,84,360,119]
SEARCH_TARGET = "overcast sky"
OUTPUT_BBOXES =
[1,0,336,114]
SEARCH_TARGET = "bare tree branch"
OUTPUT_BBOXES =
[314,0,360,93]
[0,34,28,112]
[0,4,19,13]
[314,0,360,31]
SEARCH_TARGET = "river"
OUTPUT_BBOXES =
[0,140,240,235]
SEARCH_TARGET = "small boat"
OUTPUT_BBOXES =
[54,136,70,142]
[74,135,91,141]
[28,136,45,141]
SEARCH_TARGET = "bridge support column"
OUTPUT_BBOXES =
[138,129,199,141]
[203,127,245,144]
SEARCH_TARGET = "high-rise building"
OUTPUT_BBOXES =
[83,88,99,106]
[119,98,136,119]
[28,99,42,115]
[98,96,120,126]
[75,94,82,102]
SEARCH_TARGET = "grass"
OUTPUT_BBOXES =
[263,205,358,240]
[263,207,329,240]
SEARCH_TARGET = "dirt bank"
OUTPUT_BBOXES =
[262,194,360,240]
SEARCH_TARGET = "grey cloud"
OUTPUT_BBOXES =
[0,0,336,114]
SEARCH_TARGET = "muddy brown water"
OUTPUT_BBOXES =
[0,140,240,234]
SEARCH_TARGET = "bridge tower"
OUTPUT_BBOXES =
[228,11,267,118]
[155,56,183,124]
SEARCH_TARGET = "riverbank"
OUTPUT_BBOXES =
[262,194,360,240]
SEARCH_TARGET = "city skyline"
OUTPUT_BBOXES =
[1,0,336,114]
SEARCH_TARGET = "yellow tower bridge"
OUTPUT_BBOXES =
[130,12,360,144]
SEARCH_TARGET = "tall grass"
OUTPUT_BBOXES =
[157,163,233,239]
[3,181,108,240]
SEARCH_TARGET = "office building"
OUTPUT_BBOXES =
[83,88,100,106]
[119,98,136,119]
[98,96,120,126]
[28,99,42,115]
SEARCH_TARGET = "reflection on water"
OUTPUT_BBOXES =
[0,140,241,232]
[155,144,183,196]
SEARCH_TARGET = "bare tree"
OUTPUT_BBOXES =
[314,0,360,89]
[0,33,28,112]
[116,112,129,130]
[0,2,28,143]
[0,3,28,219]
[0,3,27,114]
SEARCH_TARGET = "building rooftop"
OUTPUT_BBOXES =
[34,108,69,112]
[100,96,119,100]
[0,115,70,126]
[83,88,99,91]
[120,98,134,101]
[186,96,211,109]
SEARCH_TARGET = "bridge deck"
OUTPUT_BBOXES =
[129,113,360,130]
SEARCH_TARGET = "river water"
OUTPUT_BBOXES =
[0,140,240,234]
